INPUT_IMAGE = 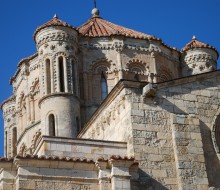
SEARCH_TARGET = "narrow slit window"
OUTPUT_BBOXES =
[46,59,51,94]
[49,114,55,136]
[101,72,108,101]
[59,57,65,92]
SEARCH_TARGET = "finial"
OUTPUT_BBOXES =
[53,14,58,18]
[91,0,100,17]
[192,35,196,40]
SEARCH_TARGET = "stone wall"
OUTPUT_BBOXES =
[80,73,220,189]
[34,136,127,160]
[15,158,99,190]
[128,71,220,189]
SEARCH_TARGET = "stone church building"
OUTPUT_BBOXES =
[1,7,220,190]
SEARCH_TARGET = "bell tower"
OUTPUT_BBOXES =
[34,15,81,138]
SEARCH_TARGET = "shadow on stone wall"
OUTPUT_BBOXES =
[138,169,169,190]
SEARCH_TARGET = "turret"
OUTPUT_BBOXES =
[181,36,218,76]
[1,96,17,157]
[34,15,81,138]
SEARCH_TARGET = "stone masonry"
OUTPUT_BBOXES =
[1,6,220,190]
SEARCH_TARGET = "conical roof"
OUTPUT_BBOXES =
[78,16,158,40]
[182,36,218,55]
[33,15,76,40]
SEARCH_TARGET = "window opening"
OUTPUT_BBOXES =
[46,59,51,94]
[49,114,55,136]
[101,72,108,100]
[59,57,65,92]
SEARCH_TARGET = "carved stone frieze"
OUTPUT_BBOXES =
[184,53,214,63]
[86,96,125,139]
[37,31,77,47]
[30,129,41,153]
[89,58,115,73]
[35,181,91,190]
[19,143,28,156]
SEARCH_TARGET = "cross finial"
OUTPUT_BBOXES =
[94,0,97,8]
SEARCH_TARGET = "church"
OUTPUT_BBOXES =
[0,5,220,190]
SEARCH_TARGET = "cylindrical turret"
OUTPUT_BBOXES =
[34,15,81,138]
[1,96,17,157]
[181,36,218,77]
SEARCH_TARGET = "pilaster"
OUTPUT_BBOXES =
[109,157,134,190]
[95,160,111,190]
[171,114,209,190]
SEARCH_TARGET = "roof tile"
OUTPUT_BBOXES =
[33,16,76,40]
[182,37,218,55]
[78,17,156,40]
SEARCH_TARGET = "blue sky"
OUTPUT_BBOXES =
[0,0,220,156]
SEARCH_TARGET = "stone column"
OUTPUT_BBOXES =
[30,95,35,122]
[109,157,134,190]
[50,61,54,93]
[116,50,123,80]
[18,111,22,131]
[171,114,209,190]
[25,96,31,124]
[95,160,111,190]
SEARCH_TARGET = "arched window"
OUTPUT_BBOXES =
[76,117,80,134]
[101,72,108,101]
[12,127,17,156]
[59,57,65,92]
[46,59,51,94]
[48,114,55,136]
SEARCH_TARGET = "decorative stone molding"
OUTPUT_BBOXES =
[19,143,28,156]
[36,31,77,48]
[182,51,217,76]
[89,57,116,73]
[125,59,150,75]
[29,62,39,72]
[30,78,40,94]
[157,65,173,82]
[30,129,42,154]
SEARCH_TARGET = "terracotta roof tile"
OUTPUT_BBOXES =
[78,17,178,51]
[16,155,95,163]
[33,16,76,40]
[109,155,135,161]
[182,37,218,56]
[78,17,157,40]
